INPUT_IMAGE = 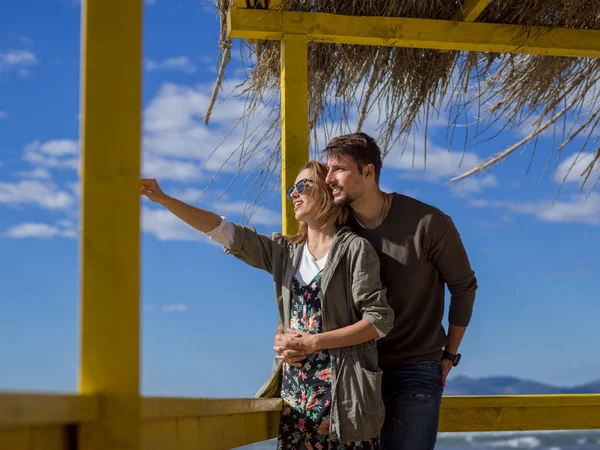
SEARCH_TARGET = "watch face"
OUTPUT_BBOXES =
[454,353,461,366]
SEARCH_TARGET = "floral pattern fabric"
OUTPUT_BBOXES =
[277,273,380,450]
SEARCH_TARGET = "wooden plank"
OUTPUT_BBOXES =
[440,394,600,432]
[228,9,600,58]
[78,0,143,449]
[280,34,308,235]
[142,411,280,450]
[143,397,282,419]
[453,0,491,21]
[0,393,97,428]
[0,426,74,450]
[233,0,247,8]
[442,394,600,408]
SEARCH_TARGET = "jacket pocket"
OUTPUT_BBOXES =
[336,358,385,442]
[355,368,385,439]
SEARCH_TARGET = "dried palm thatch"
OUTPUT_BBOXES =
[207,0,600,207]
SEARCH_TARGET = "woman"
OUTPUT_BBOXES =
[141,160,394,449]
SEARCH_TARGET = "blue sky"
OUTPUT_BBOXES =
[1,0,599,398]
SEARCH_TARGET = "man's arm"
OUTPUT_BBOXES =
[424,212,477,385]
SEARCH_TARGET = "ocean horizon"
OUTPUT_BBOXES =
[238,430,600,449]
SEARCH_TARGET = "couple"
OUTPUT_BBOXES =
[141,132,478,450]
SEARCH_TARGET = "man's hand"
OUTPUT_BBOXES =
[440,359,453,387]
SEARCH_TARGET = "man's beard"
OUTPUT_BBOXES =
[332,188,354,207]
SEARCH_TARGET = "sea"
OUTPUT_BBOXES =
[238,430,600,449]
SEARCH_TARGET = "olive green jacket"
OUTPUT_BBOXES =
[224,224,394,442]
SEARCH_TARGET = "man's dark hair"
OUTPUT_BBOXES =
[322,132,383,183]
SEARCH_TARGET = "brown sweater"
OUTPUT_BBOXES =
[348,194,477,366]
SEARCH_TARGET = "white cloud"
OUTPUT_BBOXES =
[452,174,499,194]
[162,304,189,312]
[0,50,37,76]
[142,205,212,241]
[171,188,205,203]
[143,154,203,182]
[24,140,79,170]
[142,81,265,173]
[39,139,78,156]
[146,56,197,74]
[0,180,74,210]
[0,111,6,119]
[554,152,600,186]
[535,194,600,225]
[144,303,190,312]
[1,222,76,239]
[0,50,36,68]
[387,142,483,182]
[470,193,600,226]
[213,200,281,226]
[15,167,53,180]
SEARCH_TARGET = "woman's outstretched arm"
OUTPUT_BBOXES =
[141,177,281,274]
[141,178,222,233]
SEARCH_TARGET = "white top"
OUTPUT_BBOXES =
[296,242,328,285]
[205,218,385,338]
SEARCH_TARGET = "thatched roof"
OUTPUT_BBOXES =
[208,0,600,201]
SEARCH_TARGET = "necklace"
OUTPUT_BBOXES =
[353,192,389,229]
[377,192,388,227]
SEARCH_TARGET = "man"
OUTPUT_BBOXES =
[274,132,477,449]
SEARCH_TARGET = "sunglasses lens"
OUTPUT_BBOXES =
[286,187,294,200]
[296,180,306,194]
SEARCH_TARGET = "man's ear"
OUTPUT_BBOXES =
[364,163,376,180]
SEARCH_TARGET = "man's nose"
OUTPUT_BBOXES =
[325,171,334,185]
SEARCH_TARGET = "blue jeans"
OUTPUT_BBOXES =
[379,360,443,450]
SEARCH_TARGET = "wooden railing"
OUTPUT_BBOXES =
[2,392,599,450]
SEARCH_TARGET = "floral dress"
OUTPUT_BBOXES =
[277,272,380,450]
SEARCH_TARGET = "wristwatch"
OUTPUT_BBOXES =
[442,350,461,367]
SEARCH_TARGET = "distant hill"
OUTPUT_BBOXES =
[444,375,600,395]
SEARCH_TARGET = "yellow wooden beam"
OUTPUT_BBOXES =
[0,426,73,450]
[78,0,142,449]
[143,411,280,450]
[442,393,600,408]
[142,397,282,419]
[280,34,308,235]
[0,393,98,428]
[228,9,600,58]
[453,0,490,22]
[233,0,247,8]
[440,394,600,432]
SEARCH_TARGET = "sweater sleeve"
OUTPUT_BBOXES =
[424,212,478,327]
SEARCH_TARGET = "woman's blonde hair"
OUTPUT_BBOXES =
[286,160,350,245]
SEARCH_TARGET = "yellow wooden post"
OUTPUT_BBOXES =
[78,0,142,449]
[280,34,308,235]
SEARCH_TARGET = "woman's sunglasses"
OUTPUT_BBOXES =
[286,179,314,200]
